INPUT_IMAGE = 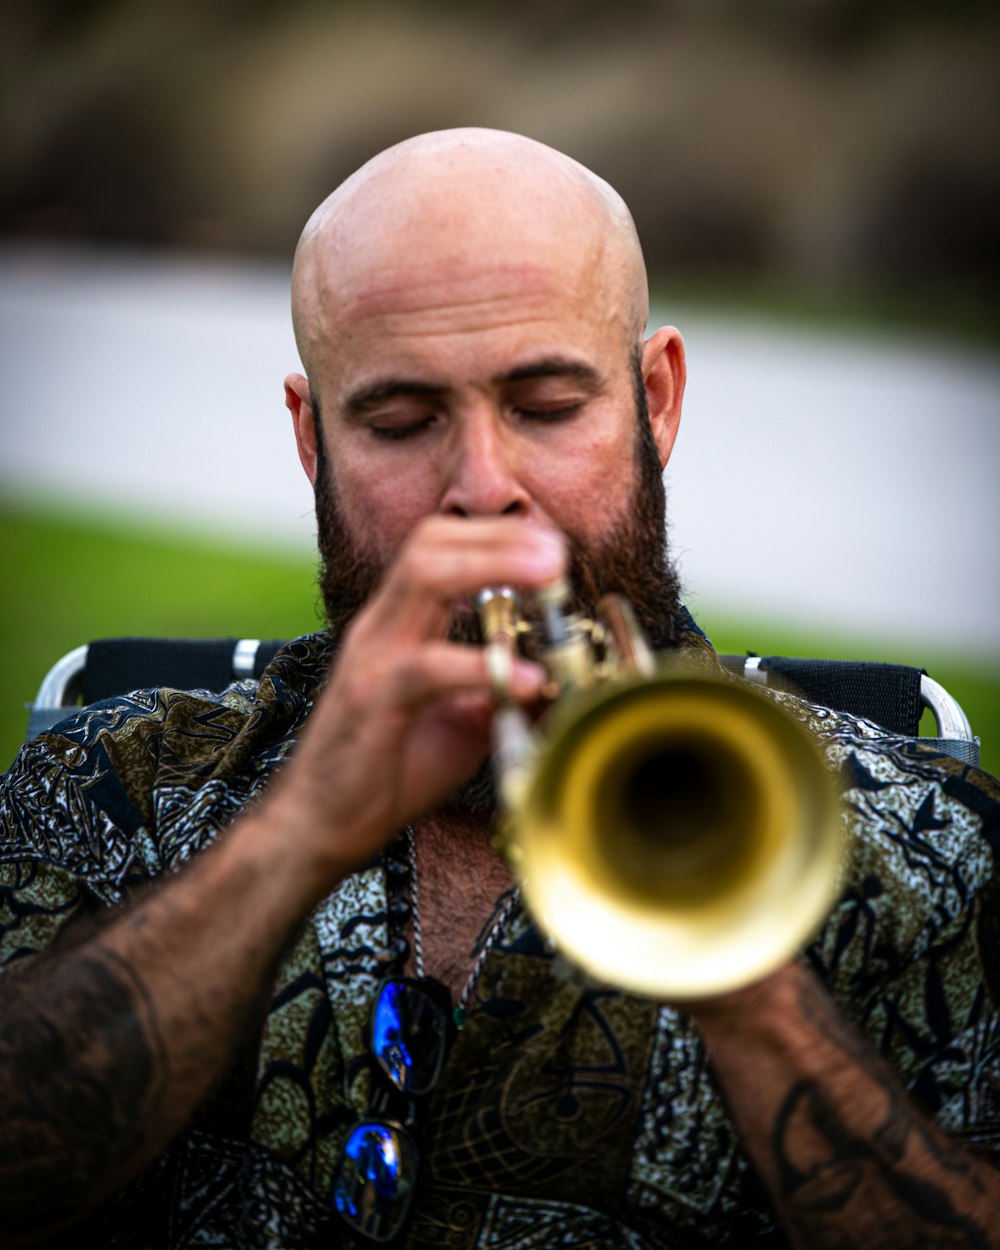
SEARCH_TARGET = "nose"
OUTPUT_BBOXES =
[439,412,532,518]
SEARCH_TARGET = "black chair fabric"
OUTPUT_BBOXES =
[81,643,924,735]
[34,639,946,754]
[82,637,287,705]
[757,657,924,736]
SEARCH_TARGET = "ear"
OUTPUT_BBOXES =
[285,372,318,486]
[640,326,686,470]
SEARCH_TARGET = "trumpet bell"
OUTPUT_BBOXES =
[512,673,844,1000]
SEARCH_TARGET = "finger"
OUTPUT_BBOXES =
[383,641,548,709]
[368,518,566,640]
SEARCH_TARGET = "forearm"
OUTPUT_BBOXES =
[0,801,333,1245]
[692,961,1000,1249]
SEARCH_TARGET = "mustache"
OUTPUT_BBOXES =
[316,481,683,659]
[336,529,679,655]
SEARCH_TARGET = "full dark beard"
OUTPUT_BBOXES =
[311,359,686,815]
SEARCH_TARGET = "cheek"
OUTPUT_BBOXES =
[335,459,436,558]
[529,428,636,534]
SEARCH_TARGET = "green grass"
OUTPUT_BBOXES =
[2,499,997,779]
[0,500,322,772]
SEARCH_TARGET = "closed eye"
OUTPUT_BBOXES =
[369,416,438,441]
[515,402,585,422]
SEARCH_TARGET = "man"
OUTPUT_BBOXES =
[1,128,998,1248]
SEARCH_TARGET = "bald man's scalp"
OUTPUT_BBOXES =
[291,128,649,385]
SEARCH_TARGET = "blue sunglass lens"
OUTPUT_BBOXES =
[333,1122,417,1242]
[371,980,449,1096]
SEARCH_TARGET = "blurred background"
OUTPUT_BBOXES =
[1,0,998,773]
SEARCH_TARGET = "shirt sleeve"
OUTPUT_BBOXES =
[809,737,1000,1152]
[0,712,157,972]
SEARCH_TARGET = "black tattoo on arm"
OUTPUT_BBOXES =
[771,977,997,1250]
[0,949,167,1240]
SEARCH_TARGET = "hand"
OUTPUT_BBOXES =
[264,514,566,888]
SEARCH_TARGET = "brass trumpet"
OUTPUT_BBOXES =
[476,581,844,1000]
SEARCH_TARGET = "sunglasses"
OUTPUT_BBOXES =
[333,976,454,1244]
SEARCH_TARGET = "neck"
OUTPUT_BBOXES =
[427,801,496,840]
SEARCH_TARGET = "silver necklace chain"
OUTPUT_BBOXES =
[404,824,427,979]
[405,824,519,1022]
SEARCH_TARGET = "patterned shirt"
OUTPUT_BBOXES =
[1,631,998,1248]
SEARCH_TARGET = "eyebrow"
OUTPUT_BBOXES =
[343,356,603,419]
[500,357,603,388]
[344,379,443,418]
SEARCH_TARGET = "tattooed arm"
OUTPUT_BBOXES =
[0,805,329,1247]
[690,960,1000,1250]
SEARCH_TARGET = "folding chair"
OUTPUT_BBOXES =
[25,637,980,768]
[719,654,979,766]
[25,637,286,741]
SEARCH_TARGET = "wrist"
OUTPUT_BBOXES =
[688,961,863,1094]
[235,774,372,911]
[682,958,808,1032]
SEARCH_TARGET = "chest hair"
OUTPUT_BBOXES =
[408,813,515,1001]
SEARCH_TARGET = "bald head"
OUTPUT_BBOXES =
[291,129,649,387]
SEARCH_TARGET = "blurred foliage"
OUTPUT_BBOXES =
[650,273,1000,347]
[2,499,997,781]
[1,0,997,324]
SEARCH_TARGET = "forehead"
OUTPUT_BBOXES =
[342,257,561,324]
[308,240,627,398]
